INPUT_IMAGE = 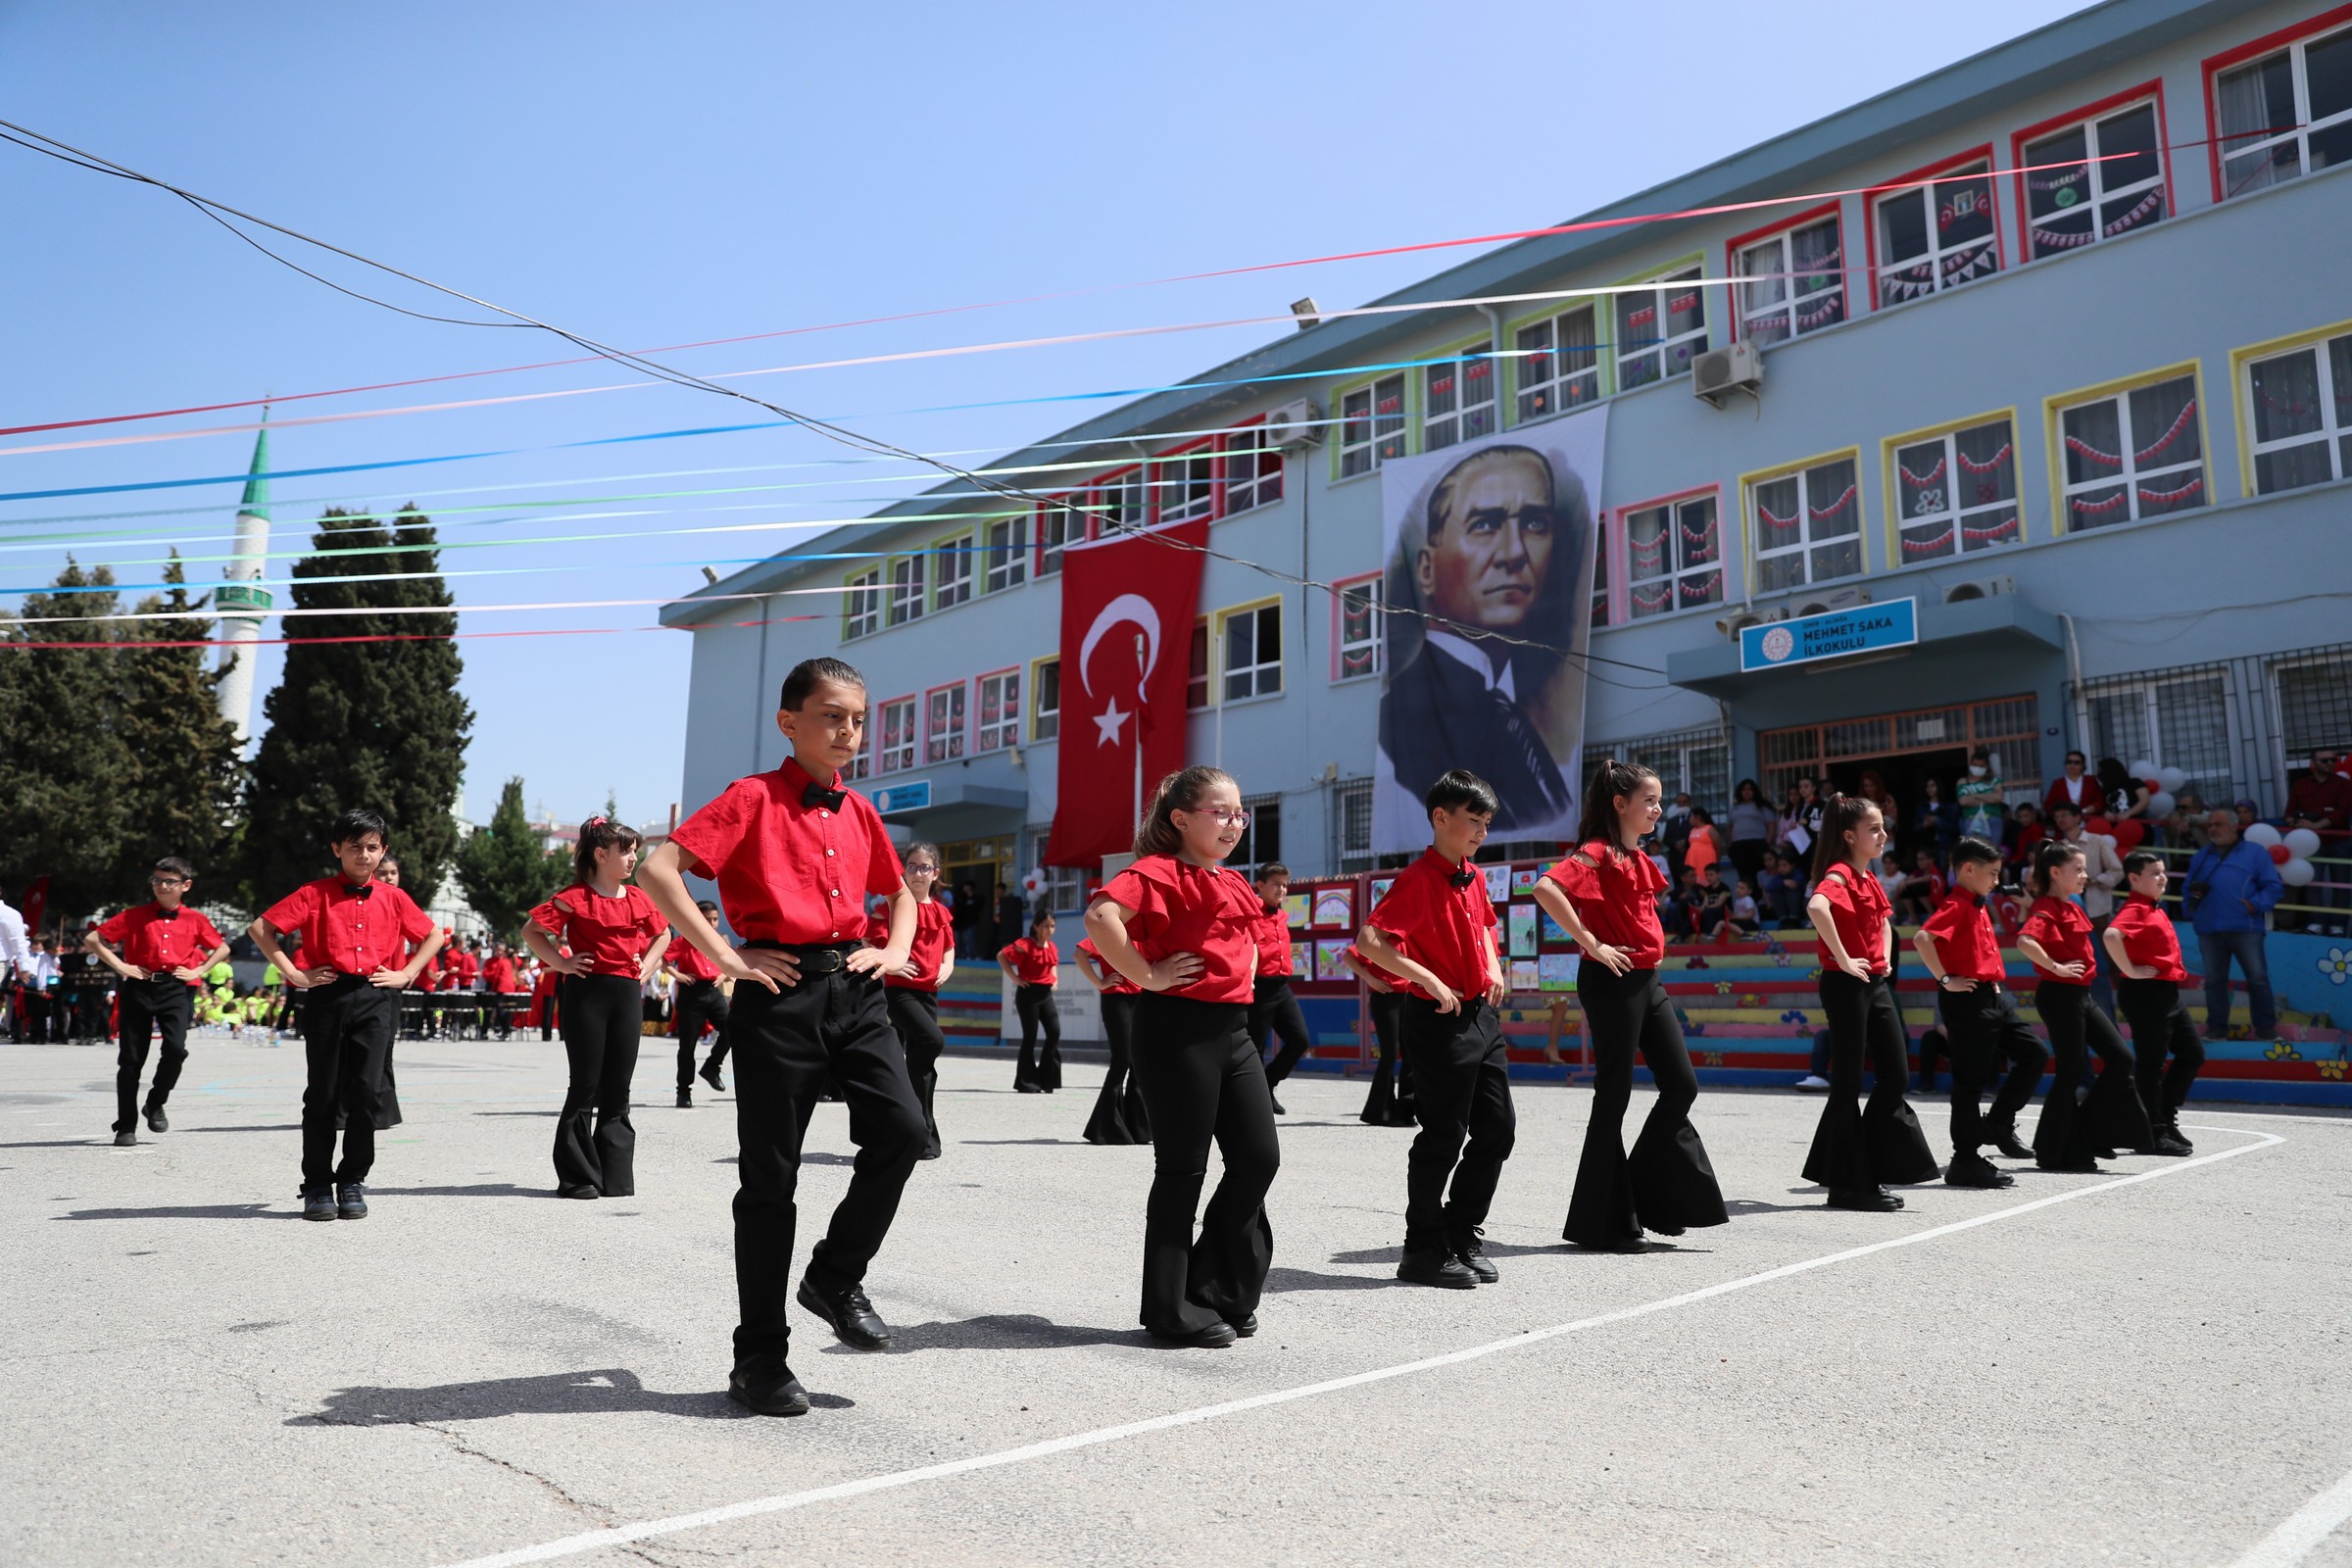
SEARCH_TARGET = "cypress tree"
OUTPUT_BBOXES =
[242,507,472,908]
[455,777,567,939]
[0,561,138,917]
[116,554,244,886]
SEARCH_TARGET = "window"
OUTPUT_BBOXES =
[2276,651,2352,761]
[886,555,924,627]
[1087,468,1148,536]
[1622,494,1725,618]
[1333,574,1383,681]
[924,681,966,764]
[984,513,1027,594]
[1036,499,1079,577]
[1186,618,1210,710]
[1233,793,1283,870]
[1221,601,1283,702]
[1222,424,1283,514]
[845,732,871,782]
[2057,372,2203,531]
[1615,268,1707,390]
[1734,210,1845,343]
[1154,446,1215,526]
[1890,416,2020,563]
[1750,455,1863,590]
[2020,94,2167,261]
[1514,305,1599,421]
[1029,863,1094,916]
[2085,670,2236,806]
[2212,21,2352,198]
[1599,729,1733,817]
[2244,329,2352,493]
[1338,374,1407,477]
[934,532,973,610]
[976,667,1020,752]
[877,696,916,773]
[1333,777,1375,870]
[1032,657,1060,742]
[843,568,881,640]
[1422,348,1496,452]
[1873,154,1999,304]
[1592,523,1611,628]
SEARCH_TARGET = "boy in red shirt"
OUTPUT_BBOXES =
[86,857,230,1146]
[250,809,444,1221]
[1356,770,1511,1289]
[665,900,732,1107]
[1247,862,1312,1112]
[481,940,520,1040]
[1913,838,2045,1189]
[2105,850,2202,1156]
[640,657,923,1418]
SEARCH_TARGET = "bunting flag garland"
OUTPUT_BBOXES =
[1807,483,1858,519]
[1898,456,1948,487]
[2136,474,2204,507]
[1955,440,2013,473]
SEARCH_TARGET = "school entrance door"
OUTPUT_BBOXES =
[1758,695,2043,836]
[939,834,1014,954]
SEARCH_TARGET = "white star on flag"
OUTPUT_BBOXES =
[1094,699,1130,747]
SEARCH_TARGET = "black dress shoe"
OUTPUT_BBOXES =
[1227,1312,1259,1338]
[1567,1231,1650,1253]
[1396,1249,1478,1289]
[1826,1186,1903,1211]
[1014,1081,1043,1095]
[145,1106,168,1133]
[113,1130,137,1148]
[1945,1155,2014,1189]
[560,1184,601,1200]
[1147,1320,1238,1348]
[677,1090,693,1108]
[798,1276,892,1349]
[336,1182,368,1219]
[699,1060,726,1094]
[727,1358,809,1417]
[301,1187,337,1221]
[2150,1125,2194,1156]
[1268,1093,1287,1115]
[2036,1154,2100,1173]
[1449,1227,1499,1282]
[1987,1125,2034,1160]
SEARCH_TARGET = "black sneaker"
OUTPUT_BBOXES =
[112,1130,137,1148]
[699,1060,726,1094]
[1448,1226,1499,1283]
[677,1089,693,1108]
[301,1187,336,1221]
[336,1182,369,1219]
[797,1276,892,1350]
[144,1105,168,1134]
[2151,1124,2194,1156]
[1396,1248,1478,1289]
[727,1357,809,1417]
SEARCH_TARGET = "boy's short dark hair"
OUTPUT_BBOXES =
[153,856,196,881]
[1424,769,1498,819]
[330,808,389,847]
[1950,837,2002,868]
[780,657,865,710]
[696,900,721,918]
[1253,862,1292,883]
[2123,849,2166,878]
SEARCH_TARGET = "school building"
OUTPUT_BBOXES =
[665,0,2352,924]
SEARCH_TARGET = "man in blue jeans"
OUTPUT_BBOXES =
[2182,808,2284,1040]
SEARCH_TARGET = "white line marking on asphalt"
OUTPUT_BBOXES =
[2225,1462,2352,1566]
[434,1128,2283,1568]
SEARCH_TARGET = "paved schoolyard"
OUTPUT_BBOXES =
[4,1031,2350,1567]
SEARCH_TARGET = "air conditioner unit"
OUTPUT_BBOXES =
[1942,575,2015,604]
[1691,339,1764,408]
[1794,587,1873,618]
[1718,610,1769,641]
[1264,398,1323,449]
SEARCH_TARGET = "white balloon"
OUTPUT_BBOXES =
[2127,760,2158,781]
[2158,766,2188,793]
[2245,822,2283,848]
[2284,828,2324,859]
[2281,857,2317,887]
[2148,792,2176,816]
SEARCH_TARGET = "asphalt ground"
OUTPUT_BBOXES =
[4,1031,2351,1568]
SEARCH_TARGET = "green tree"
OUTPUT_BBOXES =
[242,507,472,908]
[116,554,243,887]
[0,561,138,919]
[456,777,567,938]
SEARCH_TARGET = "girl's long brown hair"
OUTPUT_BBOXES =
[574,815,643,884]
[1809,794,1880,882]
[1134,765,1238,858]
[1571,756,1658,858]
[2030,837,2083,899]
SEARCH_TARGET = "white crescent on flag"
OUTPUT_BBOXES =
[1076,593,1161,696]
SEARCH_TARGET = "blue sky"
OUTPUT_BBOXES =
[0,0,2082,825]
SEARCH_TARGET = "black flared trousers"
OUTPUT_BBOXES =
[1358,990,1415,1124]
[885,986,945,1158]
[2034,982,2152,1162]
[1804,970,1938,1191]
[1563,965,1727,1245]
[1013,983,1062,1091]
[2119,977,2205,1125]
[1083,990,1152,1145]
[555,974,641,1196]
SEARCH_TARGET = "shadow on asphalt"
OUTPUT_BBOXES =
[1261,1265,1396,1295]
[1724,1197,1834,1216]
[368,1183,559,1199]
[709,1152,857,1165]
[959,1138,1082,1147]
[186,1124,302,1134]
[826,1314,1151,1354]
[0,1139,114,1150]
[56,1202,304,1221]
[1325,1241,1560,1265]
[286,1368,847,1424]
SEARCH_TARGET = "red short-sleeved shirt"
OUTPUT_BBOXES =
[94,903,226,984]
[1544,841,1667,969]
[2020,897,2095,985]
[1813,864,1892,976]
[869,901,954,991]
[262,878,436,976]
[1252,904,1295,978]
[483,956,519,993]
[667,758,905,945]
[1920,890,2004,983]
[1365,850,1499,1001]
[1094,855,1261,1005]
[1001,936,1060,986]
[529,884,668,978]
[1076,936,1140,996]
[2108,893,2187,982]
[450,950,481,986]
[668,935,722,984]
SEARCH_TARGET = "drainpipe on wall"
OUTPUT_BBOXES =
[2058,611,2086,755]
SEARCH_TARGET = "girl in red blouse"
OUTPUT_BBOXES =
[2018,840,2152,1170]
[1533,758,1728,1251]
[873,842,954,1159]
[1084,765,1276,1348]
[999,911,1062,1094]
[1077,934,1151,1146]
[2104,851,2202,1156]
[525,818,672,1200]
[1801,795,1938,1210]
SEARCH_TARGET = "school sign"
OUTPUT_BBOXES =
[1739,598,1919,673]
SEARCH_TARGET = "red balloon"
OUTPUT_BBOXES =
[2144,777,2161,794]
[2270,842,2292,864]
[2112,819,2146,851]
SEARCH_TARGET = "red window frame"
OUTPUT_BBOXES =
[922,678,968,765]
[1086,464,1147,536]
[2200,1,2352,202]
[1033,494,1080,576]
[1219,415,1284,514]
[2008,79,2174,265]
[1608,483,1725,622]
[1151,440,1218,527]
[875,693,918,774]
[1862,143,2003,311]
[1329,570,1383,682]
[1724,200,1846,344]
[973,665,1021,753]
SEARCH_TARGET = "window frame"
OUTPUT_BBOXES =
[1083,466,1149,538]
[885,553,925,628]
[1030,656,1061,743]
[1742,448,1868,594]
[982,510,1029,595]
[1420,333,1499,453]
[2202,4,2352,202]
[1220,417,1285,515]
[842,567,881,641]
[922,679,968,765]
[975,665,1021,754]
[1508,299,1603,423]
[1216,597,1284,705]
[1613,485,1728,621]
[1335,371,1410,479]
[1152,439,1218,528]
[1880,409,2026,564]
[1864,144,2003,310]
[1611,259,1709,391]
[2010,81,2174,265]
[2230,318,2352,496]
[2044,362,2209,534]
[1330,571,1384,683]
[1726,202,1849,345]
[1035,496,1082,577]
[1185,616,1211,711]
[876,694,917,774]
[932,528,975,611]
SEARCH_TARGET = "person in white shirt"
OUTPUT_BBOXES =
[0,893,27,1043]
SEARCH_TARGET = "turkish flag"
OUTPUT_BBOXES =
[1045,519,1207,866]
[21,875,49,939]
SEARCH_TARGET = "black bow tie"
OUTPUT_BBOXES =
[802,781,847,811]
[1450,867,1476,889]
[156,906,181,921]
[344,883,375,900]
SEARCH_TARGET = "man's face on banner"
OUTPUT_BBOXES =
[1417,448,1555,636]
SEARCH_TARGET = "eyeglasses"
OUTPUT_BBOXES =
[1183,808,1251,825]
[150,877,190,889]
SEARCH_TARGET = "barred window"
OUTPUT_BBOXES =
[2276,652,2352,761]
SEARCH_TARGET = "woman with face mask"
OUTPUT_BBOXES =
[1956,748,2005,847]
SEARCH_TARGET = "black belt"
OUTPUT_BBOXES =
[742,940,862,975]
